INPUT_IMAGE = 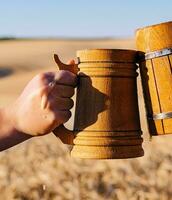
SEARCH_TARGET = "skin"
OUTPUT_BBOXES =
[0,60,77,151]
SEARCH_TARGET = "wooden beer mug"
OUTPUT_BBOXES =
[54,49,144,159]
[136,21,172,136]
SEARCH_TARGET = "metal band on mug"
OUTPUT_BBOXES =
[145,48,172,60]
[148,111,172,120]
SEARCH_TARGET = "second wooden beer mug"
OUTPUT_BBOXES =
[136,21,172,136]
[54,49,144,159]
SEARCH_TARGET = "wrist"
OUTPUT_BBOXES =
[0,104,32,139]
[1,104,18,133]
[0,105,15,134]
[0,105,32,151]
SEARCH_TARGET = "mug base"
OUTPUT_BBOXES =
[70,131,144,159]
[71,145,144,159]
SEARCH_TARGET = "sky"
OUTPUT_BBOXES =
[0,0,171,38]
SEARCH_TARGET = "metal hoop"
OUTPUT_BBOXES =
[145,48,172,60]
[148,111,172,120]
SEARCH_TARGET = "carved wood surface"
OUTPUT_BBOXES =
[54,49,144,159]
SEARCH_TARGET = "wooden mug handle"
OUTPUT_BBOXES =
[53,54,78,145]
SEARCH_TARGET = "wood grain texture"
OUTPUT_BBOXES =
[136,21,172,136]
[136,21,172,52]
[139,60,164,135]
[169,54,172,72]
[54,49,144,159]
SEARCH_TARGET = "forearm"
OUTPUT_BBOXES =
[0,106,32,151]
[0,70,76,151]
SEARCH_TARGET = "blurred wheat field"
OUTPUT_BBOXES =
[0,39,172,200]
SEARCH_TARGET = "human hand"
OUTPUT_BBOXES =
[10,61,77,136]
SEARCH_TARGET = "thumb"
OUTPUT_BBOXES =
[67,59,75,65]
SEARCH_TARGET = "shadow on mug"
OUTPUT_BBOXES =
[137,51,156,135]
[73,72,109,131]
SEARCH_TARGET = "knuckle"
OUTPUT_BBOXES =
[36,72,54,85]
[56,70,77,85]
[57,70,70,80]
[36,73,47,82]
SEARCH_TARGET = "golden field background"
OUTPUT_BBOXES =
[0,39,172,200]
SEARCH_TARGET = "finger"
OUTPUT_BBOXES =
[47,110,72,130]
[51,84,75,98]
[54,70,77,87]
[54,110,72,124]
[48,97,74,110]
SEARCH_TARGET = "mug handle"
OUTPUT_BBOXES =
[53,54,79,145]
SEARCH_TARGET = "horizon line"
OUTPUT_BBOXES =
[0,36,134,41]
